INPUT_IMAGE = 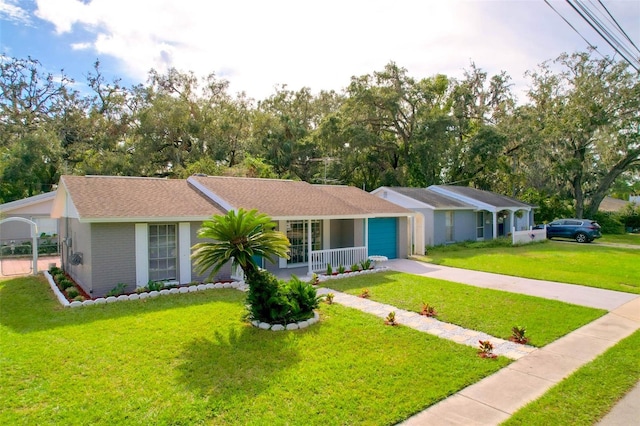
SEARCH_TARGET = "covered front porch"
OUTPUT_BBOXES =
[259,215,409,276]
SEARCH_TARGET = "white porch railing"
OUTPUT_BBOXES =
[310,246,367,273]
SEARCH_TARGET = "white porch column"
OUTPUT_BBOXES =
[178,222,191,284]
[492,212,498,240]
[509,211,515,232]
[135,224,149,287]
[364,218,369,257]
[307,219,312,275]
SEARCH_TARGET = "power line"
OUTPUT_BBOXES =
[567,0,640,71]
[544,0,640,72]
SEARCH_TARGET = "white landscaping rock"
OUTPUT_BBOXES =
[169,288,179,294]
[138,293,149,299]
[94,298,107,305]
[188,286,198,293]
[128,294,140,301]
[258,322,271,330]
[197,284,207,291]
[160,289,170,296]
[298,321,309,329]
[271,324,285,331]
[286,323,299,331]
[106,296,117,303]
[82,299,95,306]
[178,287,189,294]
[148,291,159,298]
[214,283,223,289]
[70,301,83,308]
[117,295,129,301]
[204,283,215,290]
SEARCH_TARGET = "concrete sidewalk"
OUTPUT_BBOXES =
[400,297,640,425]
[343,259,640,425]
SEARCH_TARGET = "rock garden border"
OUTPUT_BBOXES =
[43,266,389,331]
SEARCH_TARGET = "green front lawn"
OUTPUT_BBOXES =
[323,272,605,347]
[420,241,640,294]
[504,329,640,425]
[0,275,510,425]
[599,233,640,245]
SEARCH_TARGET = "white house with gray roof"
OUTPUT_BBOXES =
[371,185,535,251]
[52,175,413,297]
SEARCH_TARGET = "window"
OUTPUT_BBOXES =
[287,220,322,265]
[149,224,177,281]
[476,212,484,239]
[445,211,454,242]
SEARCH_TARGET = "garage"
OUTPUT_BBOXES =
[367,217,397,259]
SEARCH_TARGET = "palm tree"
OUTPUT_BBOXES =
[191,208,290,282]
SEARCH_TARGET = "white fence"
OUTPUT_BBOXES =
[310,246,367,272]
[512,227,547,245]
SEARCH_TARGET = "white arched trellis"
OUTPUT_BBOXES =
[0,217,38,275]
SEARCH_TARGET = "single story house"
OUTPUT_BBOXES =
[371,185,535,252]
[51,175,412,297]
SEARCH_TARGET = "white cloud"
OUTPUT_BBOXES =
[0,0,31,24]
[31,0,640,100]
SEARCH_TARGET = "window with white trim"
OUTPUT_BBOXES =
[287,220,322,265]
[445,211,454,242]
[149,224,177,281]
[476,212,485,239]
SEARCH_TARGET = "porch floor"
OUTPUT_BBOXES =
[273,266,313,282]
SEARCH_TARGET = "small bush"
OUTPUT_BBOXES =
[59,279,74,290]
[66,287,80,299]
[147,280,164,291]
[360,259,372,270]
[593,212,625,234]
[73,295,85,302]
[325,293,335,304]
[107,283,128,297]
[350,263,360,272]
[337,264,346,274]
[326,263,333,275]
[286,276,321,322]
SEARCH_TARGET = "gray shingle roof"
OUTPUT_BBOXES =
[189,176,411,218]
[59,175,225,220]
[431,185,533,209]
[390,187,475,209]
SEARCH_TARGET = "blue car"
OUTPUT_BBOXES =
[538,219,602,243]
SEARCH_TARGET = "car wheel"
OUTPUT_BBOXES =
[575,232,588,243]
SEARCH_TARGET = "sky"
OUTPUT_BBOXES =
[1,0,639,102]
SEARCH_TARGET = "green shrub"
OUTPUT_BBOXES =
[351,263,360,272]
[286,276,321,322]
[66,287,79,299]
[147,280,164,291]
[326,263,333,275]
[245,270,291,325]
[360,259,372,270]
[59,279,74,290]
[107,283,128,297]
[73,295,85,302]
[337,264,346,274]
[49,266,61,275]
[593,212,625,234]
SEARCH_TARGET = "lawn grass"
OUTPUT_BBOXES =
[322,271,606,347]
[599,233,640,245]
[421,240,640,294]
[503,329,640,425]
[0,275,511,425]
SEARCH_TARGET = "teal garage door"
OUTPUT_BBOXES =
[368,218,397,259]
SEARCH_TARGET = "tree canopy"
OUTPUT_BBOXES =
[1,52,638,218]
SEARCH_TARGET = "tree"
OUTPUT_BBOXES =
[191,209,319,325]
[0,56,75,201]
[525,52,640,218]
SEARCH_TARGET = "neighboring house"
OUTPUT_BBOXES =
[51,175,412,297]
[0,191,58,243]
[371,185,535,251]
[599,196,634,213]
